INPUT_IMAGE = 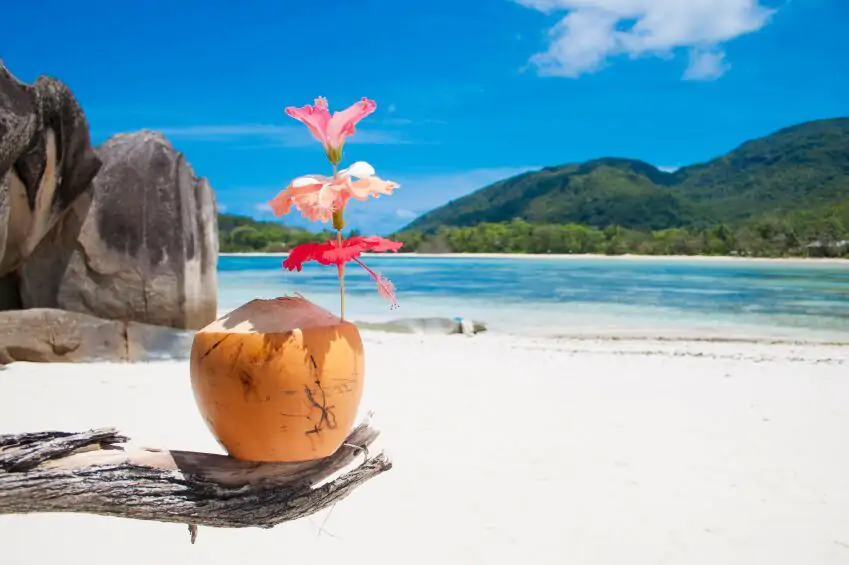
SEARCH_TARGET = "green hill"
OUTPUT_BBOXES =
[403,117,849,234]
[215,118,849,258]
[218,213,333,253]
[670,118,849,222]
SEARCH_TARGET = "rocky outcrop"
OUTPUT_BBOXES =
[0,308,195,363]
[1,62,219,335]
[19,131,219,329]
[0,63,101,278]
[355,317,487,335]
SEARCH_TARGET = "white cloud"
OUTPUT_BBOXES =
[657,165,680,172]
[155,124,406,146]
[380,117,448,127]
[682,46,730,81]
[381,117,414,126]
[395,208,417,219]
[514,0,776,80]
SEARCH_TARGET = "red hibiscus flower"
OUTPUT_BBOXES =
[283,236,403,308]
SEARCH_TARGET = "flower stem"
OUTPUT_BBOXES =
[336,229,345,321]
[329,164,347,321]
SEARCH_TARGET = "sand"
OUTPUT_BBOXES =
[1,332,848,564]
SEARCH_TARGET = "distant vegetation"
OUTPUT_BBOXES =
[220,210,849,259]
[218,214,333,253]
[392,214,849,258]
[220,118,849,258]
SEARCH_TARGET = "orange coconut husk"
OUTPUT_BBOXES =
[189,296,364,462]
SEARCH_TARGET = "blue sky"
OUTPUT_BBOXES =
[3,0,847,234]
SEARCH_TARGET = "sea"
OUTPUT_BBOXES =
[218,254,849,341]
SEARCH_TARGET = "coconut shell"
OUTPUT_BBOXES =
[189,296,364,462]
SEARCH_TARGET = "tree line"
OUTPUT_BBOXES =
[218,213,355,253]
[393,216,849,258]
[218,213,848,258]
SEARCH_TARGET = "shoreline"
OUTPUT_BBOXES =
[353,329,849,347]
[220,251,849,265]
[209,304,849,344]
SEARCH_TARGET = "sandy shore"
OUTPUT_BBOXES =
[221,252,849,265]
[1,332,848,564]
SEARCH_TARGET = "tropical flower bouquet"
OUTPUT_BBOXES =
[189,97,402,462]
[270,96,403,316]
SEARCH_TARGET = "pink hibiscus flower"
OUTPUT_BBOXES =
[285,96,377,165]
[269,161,399,224]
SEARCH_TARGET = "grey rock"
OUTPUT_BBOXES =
[355,317,488,335]
[0,64,37,176]
[0,63,101,277]
[15,189,88,311]
[0,346,13,365]
[1,63,218,332]
[19,131,219,330]
[0,271,21,310]
[458,318,475,336]
[126,321,194,361]
[0,308,196,363]
[0,308,126,362]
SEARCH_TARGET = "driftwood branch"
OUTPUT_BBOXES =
[0,420,391,542]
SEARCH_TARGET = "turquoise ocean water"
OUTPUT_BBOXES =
[218,255,849,340]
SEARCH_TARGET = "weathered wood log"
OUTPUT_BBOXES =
[0,419,391,543]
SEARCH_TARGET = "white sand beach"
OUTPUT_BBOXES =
[1,331,848,564]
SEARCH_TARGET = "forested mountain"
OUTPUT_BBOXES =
[218,118,848,257]
[403,118,849,234]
